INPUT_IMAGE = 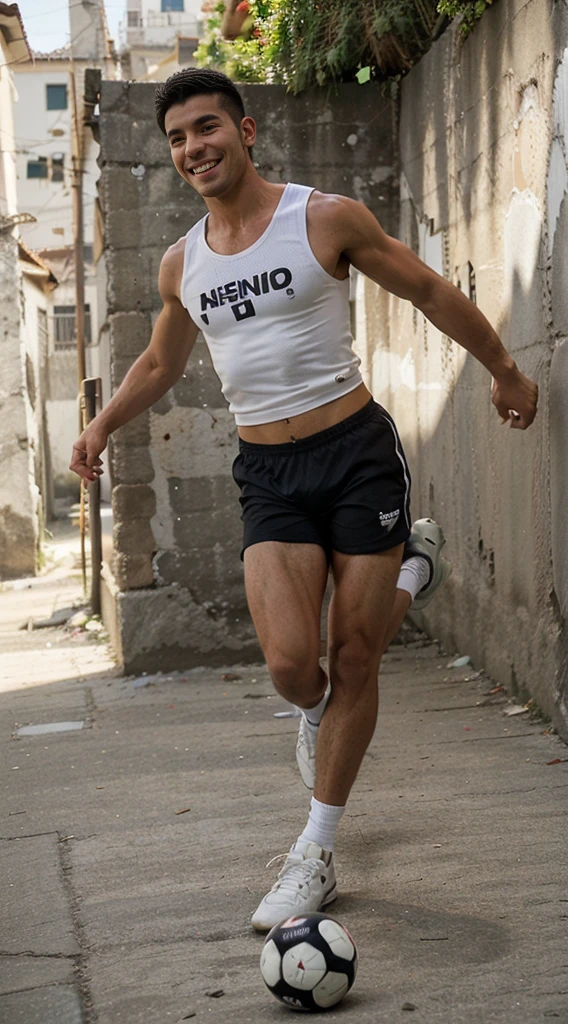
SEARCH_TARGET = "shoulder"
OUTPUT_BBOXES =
[161,234,186,271]
[306,190,380,243]
[307,190,378,234]
[307,190,367,223]
[159,235,187,300]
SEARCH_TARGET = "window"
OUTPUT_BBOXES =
[27,157,48,179]
[51,153,64,182]
[46,84,68,110]
[127,10,140,26]
[161,0,184,10]
[53,305,92,348]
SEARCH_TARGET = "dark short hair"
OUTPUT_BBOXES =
[155,68,246,136]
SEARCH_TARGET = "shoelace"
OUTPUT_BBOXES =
[265,852,323,895]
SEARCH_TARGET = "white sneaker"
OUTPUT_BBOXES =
[251,839,337,933]
[405,518,452,611]
[296,713,318,790]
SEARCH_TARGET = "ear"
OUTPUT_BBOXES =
[241,115,256,150]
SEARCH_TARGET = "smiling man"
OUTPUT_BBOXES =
[70,69,538,931]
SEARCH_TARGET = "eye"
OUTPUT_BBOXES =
[201,123,217,132]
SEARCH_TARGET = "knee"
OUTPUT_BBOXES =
[329,636,379,696]
[267,651,322,705]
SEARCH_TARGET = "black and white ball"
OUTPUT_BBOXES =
[260,912,358,1012]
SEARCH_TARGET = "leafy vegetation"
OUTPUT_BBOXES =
[195,0,497,93]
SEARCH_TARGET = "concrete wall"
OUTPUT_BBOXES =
[364,0,568,737]
[98,81,397,671]
[0,234,40,578]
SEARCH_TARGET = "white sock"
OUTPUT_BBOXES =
[298,796,345,853]
[397,555,431,600]
[302,683,331,727]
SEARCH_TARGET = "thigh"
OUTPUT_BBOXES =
[329,407,411,556]
[243,541,329,663]
[327,545,405,664]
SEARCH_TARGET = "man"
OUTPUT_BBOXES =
[70,69,538,932]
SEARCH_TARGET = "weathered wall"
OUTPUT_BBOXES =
[364,0,568,737]
[0,235,40,579]
[98,81,397,671]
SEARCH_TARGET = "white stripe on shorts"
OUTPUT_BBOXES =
[380,409,411,532]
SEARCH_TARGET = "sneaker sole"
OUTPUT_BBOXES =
[297,757,315,790]
[412,557,453,610]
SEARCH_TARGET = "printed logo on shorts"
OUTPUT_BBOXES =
[379,509,400,532]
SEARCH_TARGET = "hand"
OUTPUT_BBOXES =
[69,422,108,482]
[491,364,538,430]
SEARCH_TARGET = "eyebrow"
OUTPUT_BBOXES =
[166,114,222,139]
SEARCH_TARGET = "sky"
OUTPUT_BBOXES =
[16,1,124,54]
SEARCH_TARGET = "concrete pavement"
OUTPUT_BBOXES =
[1,525,568,1023]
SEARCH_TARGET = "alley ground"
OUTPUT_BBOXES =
[1,522,567,1024]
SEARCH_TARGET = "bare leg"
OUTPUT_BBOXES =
[314,544,404,807]
[382,587,412,653]
[242,541,329,709]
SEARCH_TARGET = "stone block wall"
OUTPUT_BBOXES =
[98,81,396,671]
[364,0,568,738]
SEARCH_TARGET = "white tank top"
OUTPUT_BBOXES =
[179,182,362,426]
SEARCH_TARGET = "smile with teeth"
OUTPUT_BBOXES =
[191,159,222,175]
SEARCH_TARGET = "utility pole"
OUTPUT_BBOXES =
[70,69,86,389]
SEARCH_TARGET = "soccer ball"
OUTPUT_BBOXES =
[260,912,358,1012]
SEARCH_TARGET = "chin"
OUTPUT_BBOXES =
[199,178,233,198]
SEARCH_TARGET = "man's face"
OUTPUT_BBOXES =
[164,93,255,198]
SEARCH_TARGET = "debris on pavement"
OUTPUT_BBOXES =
[547,758,568,765]
[504,704,529,717]
[448,655,472,668]
[16,721,85,736]
[23,606,76,630]
[85,618,104,633]
[174,807,191,815]
[205,989,224,998]
[402,1002,417,1011]
[66,609,90,629]
[221,672,241,681]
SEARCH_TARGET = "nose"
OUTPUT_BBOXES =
[184,135,205,164]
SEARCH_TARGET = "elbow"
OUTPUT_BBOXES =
[413,277,449,317]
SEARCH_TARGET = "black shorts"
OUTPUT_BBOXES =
[231,397,412,562]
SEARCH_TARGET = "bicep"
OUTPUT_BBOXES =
[147,299,199,380]
[146,246,199,379]
[339,198,440,306]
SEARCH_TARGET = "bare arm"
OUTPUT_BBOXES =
[70,245,198,481]
[324,195,538,429]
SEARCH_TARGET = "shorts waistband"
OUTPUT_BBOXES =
[238,397,381,455]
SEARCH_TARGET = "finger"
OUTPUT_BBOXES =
[493,398,511,422]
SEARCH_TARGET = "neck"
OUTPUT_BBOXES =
[203,167,283,231]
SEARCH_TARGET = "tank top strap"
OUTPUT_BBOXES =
[272,181,314,245]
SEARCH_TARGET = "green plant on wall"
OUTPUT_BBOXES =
[437,0,494,35]
[194,0,497,91]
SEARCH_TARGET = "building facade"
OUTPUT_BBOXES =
[0,2,50,577]
[119,0,202,78]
